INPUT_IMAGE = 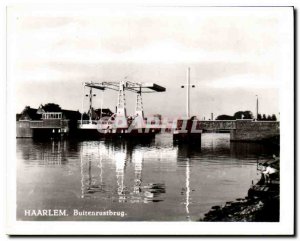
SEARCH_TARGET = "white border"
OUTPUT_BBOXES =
[3,1,295,236]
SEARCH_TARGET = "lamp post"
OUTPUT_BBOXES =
[181,67,195,119]
[256,95,259,120]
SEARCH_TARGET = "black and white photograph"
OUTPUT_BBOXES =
[5,4,294,235]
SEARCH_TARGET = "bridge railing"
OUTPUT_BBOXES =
[77,120,98,125]
[30,119,69,128]
[197,120,237,130]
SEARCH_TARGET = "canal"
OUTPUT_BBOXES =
[16,133,279,221]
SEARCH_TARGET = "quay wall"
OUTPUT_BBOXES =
[197,120,236,130]
[16,120,70,138]
[194,119,279,142]
[17,119,280,142]
[16,121,33,138]
[230,120,279,142]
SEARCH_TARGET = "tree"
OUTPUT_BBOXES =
[257,113,262,120]
[233,110,253,119]
[216,115,235,120]
[267,115,272,121]
[43,103,62,112]
[262,114,267,120]
[271,114,277,121]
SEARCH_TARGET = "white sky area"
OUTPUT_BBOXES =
[8,6,293,119]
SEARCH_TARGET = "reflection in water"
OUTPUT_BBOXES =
[144,183,166,203]
[185,158,190,221]
[45,140,64,165]
[98,148,104,190]
[78,139,167,204]
[115,151,127,203]
[133,151,142,195]
[176,143,201,159]
[230,141,279,159]
[19,139,68,166]
[80,142,107,198]
[17,133,279,221]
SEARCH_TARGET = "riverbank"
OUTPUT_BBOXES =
[201,165,280,222]
[200,194,279,222]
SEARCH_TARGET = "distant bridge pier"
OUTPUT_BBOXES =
[173,118,202,144]
[173,68,202,143]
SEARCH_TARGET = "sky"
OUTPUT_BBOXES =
[8,6,293,119]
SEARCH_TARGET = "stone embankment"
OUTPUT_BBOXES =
[200,195,279,222]
[201,158,280,222]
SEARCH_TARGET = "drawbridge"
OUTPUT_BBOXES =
[79,79,165,136]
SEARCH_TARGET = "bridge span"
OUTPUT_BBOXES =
[174,119,279,142]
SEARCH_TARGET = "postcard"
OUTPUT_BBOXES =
[5,4,294,235]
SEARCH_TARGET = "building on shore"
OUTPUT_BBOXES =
[16,104,115,138]
[16,104,79,138]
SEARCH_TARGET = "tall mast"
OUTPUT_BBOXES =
[256,95,259,119]
[187,67,190,118]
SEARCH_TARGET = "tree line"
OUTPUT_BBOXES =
[216,111,277,121]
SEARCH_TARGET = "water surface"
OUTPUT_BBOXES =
[17,133,278,221]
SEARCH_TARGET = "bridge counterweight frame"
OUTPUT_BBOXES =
[82,80,166,122]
